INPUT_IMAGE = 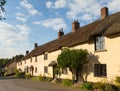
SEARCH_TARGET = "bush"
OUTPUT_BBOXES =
[31,77,39,81]
[38,75,45,81]
[115,76,120,84]
[61,79,72,86]
[93,82,119,91]
[45,77,52,82]
[16,72,25,78]
[25,73,32,79]
[81,82,94,90]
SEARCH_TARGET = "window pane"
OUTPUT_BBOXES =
[44,66,48,73]
[95,36,105,51]
[94,64,107,77]
[44,53,48,60]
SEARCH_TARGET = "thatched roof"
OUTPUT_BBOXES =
[90,12,120,36]
[22,11,120,60]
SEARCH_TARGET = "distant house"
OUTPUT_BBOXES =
[5,61,17,76]
[17,7,120,82]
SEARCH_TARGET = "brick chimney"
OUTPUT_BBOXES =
[26,50,29,55]
[101,7,108,20]
[58,28,64,39]
[72,20,80,32]
[34,43,38,48]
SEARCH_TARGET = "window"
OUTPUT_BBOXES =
[30,57,32,63]
[44,53,48,60]
[44,66,48,73]
[20,62,22,65]
[35,67,37,73]
[95,36,105,51]
[35,56,37,62]
[25,60,26,64]
[62,68,68,75]
[94,64,107,77]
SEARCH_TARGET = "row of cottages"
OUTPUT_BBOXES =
[17,7,120,82]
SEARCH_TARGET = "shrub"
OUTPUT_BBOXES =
[81,82,94,90]
[16,72,25,78]
[45,77,52,82]
[31,77,39,81]
[55,78,61,83]
[25,73,32,79]
[61,79,72,86]
[115,76,120,84]
[38,75,45,81]
[93,82,119,91]
[4,72,7,77]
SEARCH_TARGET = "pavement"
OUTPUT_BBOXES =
[0,77,85,91]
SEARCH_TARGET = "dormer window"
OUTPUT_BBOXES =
[94,35,105,51]
[44,52,48,60]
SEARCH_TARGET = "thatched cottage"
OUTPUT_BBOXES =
[17,7,120,82]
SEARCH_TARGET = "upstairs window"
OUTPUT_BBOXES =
[44,53,48,60]
[94,64,107,77]
[95,36,105,51]
[35,56,37,62]
[30,57,32,63]
[25,60,26,64]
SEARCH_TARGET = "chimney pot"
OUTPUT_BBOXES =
[72,20,80,32]
[101,7,108,20]
[58,28,64,39]
[34,43,38,48]
[26,50,29,55]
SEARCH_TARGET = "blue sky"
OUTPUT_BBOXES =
[0,0,120,58]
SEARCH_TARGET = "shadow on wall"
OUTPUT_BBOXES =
[83,52,100,82]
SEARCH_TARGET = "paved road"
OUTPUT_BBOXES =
[0,77,84,91]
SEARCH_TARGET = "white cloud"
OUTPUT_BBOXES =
[33,18,67,31]
[46,0,67,9]
[66,0,101,20]
[20,0,42,16]
[46,1,53,8]
[0,22,30,58]
[107,0,120,13]
[16,13,28,22]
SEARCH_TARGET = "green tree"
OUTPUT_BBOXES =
[0,0,6,20]
[57,48,89,83]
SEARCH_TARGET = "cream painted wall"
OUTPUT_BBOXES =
[17,34,120,82]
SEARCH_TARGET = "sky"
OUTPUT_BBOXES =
[0,0,120,58]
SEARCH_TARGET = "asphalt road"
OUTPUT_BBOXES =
[0,77,83,91]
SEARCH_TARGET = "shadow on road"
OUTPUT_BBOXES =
[0,76,18,80]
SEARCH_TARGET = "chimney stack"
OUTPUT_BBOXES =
[26,50,29,55]
[58,28,64,39]
[101,7,108,20]
[34,43,38,48]
[72,20,80,32]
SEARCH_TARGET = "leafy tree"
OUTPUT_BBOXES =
[0,0,6,20]
[12,55,24,62]
[57,48,89,83]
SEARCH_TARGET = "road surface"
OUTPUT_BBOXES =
[0,77,83,91]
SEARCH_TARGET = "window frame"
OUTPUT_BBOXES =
[94,35,105,51]
[44,53,48,60]
[35,56,37,62]
[30,57,32,63]
[35,67,37,73]
[44,66,48,73]
[94,64,107,77]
